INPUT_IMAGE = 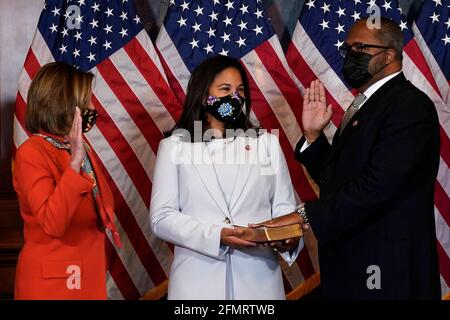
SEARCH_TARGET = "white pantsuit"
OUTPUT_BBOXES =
[149,132,302,300]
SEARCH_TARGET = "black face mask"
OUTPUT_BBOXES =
[205,92,246,124]
[343,49,387,88]
[81,109,98,133]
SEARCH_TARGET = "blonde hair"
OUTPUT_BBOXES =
[26,62,94,135]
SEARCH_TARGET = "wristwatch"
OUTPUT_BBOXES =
[295,203,309,225]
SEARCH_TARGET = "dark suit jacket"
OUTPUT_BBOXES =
[296,73,441,299]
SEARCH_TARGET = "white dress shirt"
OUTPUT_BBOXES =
[300,71,402,153]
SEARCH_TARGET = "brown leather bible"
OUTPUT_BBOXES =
[234,224,303,242]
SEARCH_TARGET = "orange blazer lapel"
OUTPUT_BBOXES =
[85,141,122,248]
[40,138,71,173]
[40,137,97,207]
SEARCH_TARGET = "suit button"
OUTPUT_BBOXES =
[224,218,231,224]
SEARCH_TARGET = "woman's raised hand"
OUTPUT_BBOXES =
[67,107,86,172]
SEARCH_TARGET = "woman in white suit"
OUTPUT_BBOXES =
[150,56,303,300]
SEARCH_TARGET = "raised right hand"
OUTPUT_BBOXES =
[302,80,333,142]
[220,227,257,249]
[66,107,86,172]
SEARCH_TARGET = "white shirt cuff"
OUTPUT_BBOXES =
[299,140,311,153]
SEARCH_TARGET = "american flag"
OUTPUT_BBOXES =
[286,0,450,296]
[156,0,320,296]
[411,0,450,296]
[14,0,182,299]
[412,1,449,105]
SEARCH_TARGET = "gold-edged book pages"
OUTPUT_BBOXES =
[235,224,303,242]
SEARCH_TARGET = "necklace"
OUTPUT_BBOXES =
[206,138,239,212]
[206,136,236,157]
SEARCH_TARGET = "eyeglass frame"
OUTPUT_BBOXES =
[339,42,392,58]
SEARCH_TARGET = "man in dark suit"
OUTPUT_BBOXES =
[253,18,441,299]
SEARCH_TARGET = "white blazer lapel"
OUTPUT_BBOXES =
[228,137,257,213]
[185,142,231,219]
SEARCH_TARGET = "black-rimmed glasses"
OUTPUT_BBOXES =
[339,42,391,57]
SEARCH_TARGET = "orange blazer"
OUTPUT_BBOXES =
[13,133,121,300]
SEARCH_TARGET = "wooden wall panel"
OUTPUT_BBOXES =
[0,193,21,300]
[0,0,43,300]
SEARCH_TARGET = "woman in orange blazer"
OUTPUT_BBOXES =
[13,62,121,300]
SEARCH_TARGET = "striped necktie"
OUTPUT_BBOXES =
[340,93,367,134]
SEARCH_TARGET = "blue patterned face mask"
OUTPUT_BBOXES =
[205,92,245,124]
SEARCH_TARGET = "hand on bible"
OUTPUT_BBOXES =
[248,212,309,231]
[248,212,308,253]
[220,227,257,249]
[264,237,300,253]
